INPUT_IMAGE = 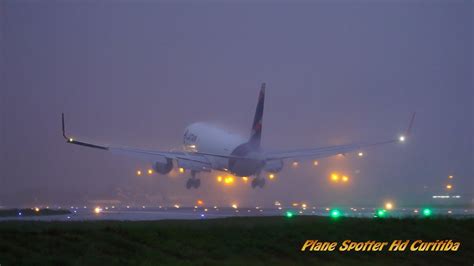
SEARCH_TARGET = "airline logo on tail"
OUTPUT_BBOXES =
[249,83,265,148]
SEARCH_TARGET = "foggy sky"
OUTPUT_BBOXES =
[1,1,472,207]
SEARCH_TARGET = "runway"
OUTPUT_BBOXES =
[1,206,472,222]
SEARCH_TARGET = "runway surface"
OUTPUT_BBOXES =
[1,206,472,221]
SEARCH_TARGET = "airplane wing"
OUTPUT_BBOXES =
[61,113,246,171]
[264,113,416,161]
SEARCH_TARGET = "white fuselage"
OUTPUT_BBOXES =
[183,122,247,171]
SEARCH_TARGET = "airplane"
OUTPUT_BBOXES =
[62,83,415,189]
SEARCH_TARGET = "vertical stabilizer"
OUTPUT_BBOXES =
[249,83,265,148]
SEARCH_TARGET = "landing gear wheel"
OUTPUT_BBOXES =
[193,179,201,188]
[251,178,258,189]
[186,178,193,189]
[251,178,265,189]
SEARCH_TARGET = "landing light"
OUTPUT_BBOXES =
[224,176,234,184]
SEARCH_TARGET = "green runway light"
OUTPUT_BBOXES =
[375,209,387,218]
[422,208,432,217]
[330,209,342,218]
[285,211,294,218]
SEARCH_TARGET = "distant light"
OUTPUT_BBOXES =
[174,204,180,209]
[329,209,342,218]
[141,206,145,209]
[385,202,394,210]
[217,176,223,182]
[197,200,204,205]
[231,203,238,209]
[447,210,452,214]
[274,201,281,206]
[292,161,299,167]
[179,168,185,173]
[292,203,299,207]
[375,209,387,218]
[147,169,153,175]
[313,160,319,166]
[399,135,406,142]
[34,207,40,212]
[69,138,74,142]
[422,208,432,217]
[446,184,453,190]
[204,208,208,212]
[268,174,275,179]
[94,207,102,214]
[448,175,454,179]
[285,211,294,218]
[331,173,339,182]
[358,152,364,157]
[342,176,349,182]
[18,212,22,216]
[200,214,205,218]
[301,203,307,209]
[242,176,249,182]
[136,170,142,176]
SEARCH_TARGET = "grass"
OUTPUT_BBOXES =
[0,216,472,266]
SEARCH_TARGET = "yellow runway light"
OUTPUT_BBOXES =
[385,202,394,210]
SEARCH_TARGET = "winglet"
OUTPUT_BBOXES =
[61,113,72,142]
[405,112,416,136]
[62,113,69,141]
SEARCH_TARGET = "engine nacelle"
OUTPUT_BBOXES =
[263,160,284,173]
[153,158,173,174]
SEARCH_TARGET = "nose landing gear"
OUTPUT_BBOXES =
[186,170,201,189]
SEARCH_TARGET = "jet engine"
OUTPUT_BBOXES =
[263,160,284,173]
[154,158,173,174]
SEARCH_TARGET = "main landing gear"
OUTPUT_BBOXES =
[186,170,201,189]
[251,176,265,189]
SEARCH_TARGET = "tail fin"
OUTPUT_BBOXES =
[249,83,265,148]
